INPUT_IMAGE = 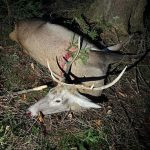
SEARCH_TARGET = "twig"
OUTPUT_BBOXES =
[0,46,4,50]
[119,101,132,125]
[0,85,48,98]
[112,26,120,43]
[115,92,133,126]
[137,67,150,89]
[4,0,11,24]
[64,36,81,75]
[126,78,138,95]
[26,119,38,134]
[135,66,140,94]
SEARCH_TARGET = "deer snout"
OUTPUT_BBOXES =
[27,106,39,117]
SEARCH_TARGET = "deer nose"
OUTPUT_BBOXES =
[26,111,32,117]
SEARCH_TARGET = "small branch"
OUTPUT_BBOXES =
[4,0,11,19]
[137,67,150,89]
[126,78,138,95]
[15,85,48,95]
[0,46,4,50]
[135,66,140,94]
[0,85,48,98]
[112,26,120,43]
[65,36,81,75]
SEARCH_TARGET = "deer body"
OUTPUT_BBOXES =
[9,18,127,116]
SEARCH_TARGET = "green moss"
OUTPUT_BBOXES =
[59,129,109,150]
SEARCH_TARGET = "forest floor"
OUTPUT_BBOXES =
[0,21,150,150]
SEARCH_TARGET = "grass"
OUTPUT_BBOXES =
[58,129,109,150]
[0,102,109,149]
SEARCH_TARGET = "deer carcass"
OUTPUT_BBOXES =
[9,18,129,116]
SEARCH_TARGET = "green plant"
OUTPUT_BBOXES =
[66,34,90,65]
[1,0,42,20]
[0,124,11,149]
[59,129,109,150]
[95,16,113,31]
[75,15,99,40]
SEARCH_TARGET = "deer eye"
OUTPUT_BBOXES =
[55,99,61,103]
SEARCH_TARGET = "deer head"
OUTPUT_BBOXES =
[28,85,102,116]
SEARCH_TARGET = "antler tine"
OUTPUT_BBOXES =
[47,60,75,85]
[71,66,127,90]
[71,36,81,64]
[47,60,63,81]
[64,36,81,75]
[90,66,127,90]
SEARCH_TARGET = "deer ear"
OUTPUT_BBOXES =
[67,92,101,109]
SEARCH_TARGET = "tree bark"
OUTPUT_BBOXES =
[86,0,147,33]
[42,0,147,33]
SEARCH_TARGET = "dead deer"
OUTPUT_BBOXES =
[9,18,134,116]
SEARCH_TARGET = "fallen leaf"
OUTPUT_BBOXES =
[37,111,44,123]
[0,46,4,50]
[107,110,112,115]
[20,94,27,101]
[68,113,73,119]
[94,119,102,126]
[31,63,35,70]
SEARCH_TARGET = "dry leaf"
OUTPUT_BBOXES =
[20,94,27,101]
[94,119,102,126]
[0,46,4,50]
[68,113,73,119]
[31,63,35,70]
[107,105,112,109]
[107,110,112,115]
[37,111,44,123]
[5,126,10,131]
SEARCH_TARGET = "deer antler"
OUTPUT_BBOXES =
[47,37,81,84]
[55,36,81,82]
[47,36,127,91]
[47,60,127,90]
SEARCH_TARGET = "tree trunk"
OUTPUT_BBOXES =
[42,0,147,33]
[86,0,147,33]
